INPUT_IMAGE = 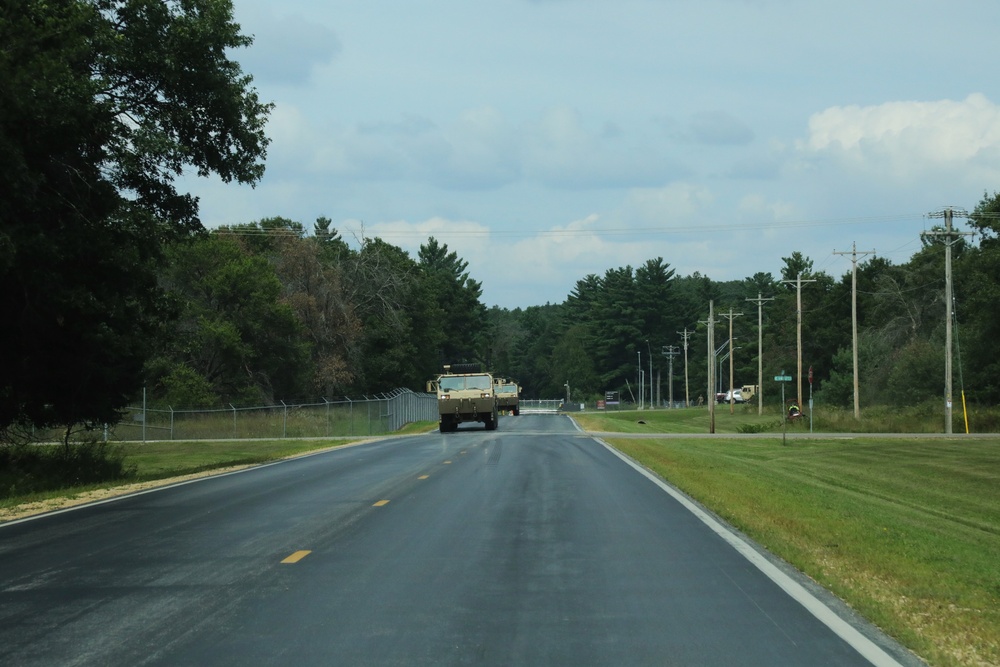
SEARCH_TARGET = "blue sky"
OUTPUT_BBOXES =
[180,0,1000,308]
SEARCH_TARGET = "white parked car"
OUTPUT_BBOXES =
[724,389,746,403]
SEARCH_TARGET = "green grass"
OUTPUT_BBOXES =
[580,400,999,434]
[574,411,1000,667]
[0,421,439,512]
[111,419,436,481]
[121,439,355,480]
[578,405,782,433]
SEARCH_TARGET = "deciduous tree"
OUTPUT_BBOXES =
[0,0,270,437]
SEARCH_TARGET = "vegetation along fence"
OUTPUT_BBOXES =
[112,388,438,442]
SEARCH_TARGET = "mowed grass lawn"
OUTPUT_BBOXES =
[573,410,1000,667]
[118,419,439,481]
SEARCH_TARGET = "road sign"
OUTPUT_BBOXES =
[774,375,792,382]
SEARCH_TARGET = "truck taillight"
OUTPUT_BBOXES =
[442,394,450,400]
[481,393,490,398]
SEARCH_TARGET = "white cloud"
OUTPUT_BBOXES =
[620,183,715,226]
[261,104,314,168]
[263,104,690,193]
[426,107,522,190]
[688,111,755,146]
[800,94,1000,184]
[236,10,340,85]
[351,213,668,307]
[737,194,797,222]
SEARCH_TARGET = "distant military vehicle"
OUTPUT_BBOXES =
[426,363,498,432]
[494,378,520,416]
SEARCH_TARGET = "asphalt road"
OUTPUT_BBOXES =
[0,414,922,666]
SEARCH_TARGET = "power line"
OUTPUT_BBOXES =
[208,212,928,240]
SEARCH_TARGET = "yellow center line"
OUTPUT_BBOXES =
[418,475,429,479]
[373,499,390,506]
[281,550,311,564]
[443,460,452,464]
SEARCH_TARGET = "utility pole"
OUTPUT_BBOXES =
[637,349,643,410]
[646,340,654,409]
[781,273,817,411]
[745,292,774,415]
[677,328,693,407]
[833,243,875,420]
[662,345,680,408]
[699,301,717,433]
[924,207,973,434]
[720,308,743,414]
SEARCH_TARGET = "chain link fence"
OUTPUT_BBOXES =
[111,388,438,442]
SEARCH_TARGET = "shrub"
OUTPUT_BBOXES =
[0,441,136,499]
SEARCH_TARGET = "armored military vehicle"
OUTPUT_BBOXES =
[427,363,499,432]
[494,378,520,416]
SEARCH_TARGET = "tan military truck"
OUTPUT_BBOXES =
[494,378,520,416]
[426,363,499,432]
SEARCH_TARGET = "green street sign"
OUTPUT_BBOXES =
[774,375,792,382]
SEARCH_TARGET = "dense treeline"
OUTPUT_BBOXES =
[139,192,1000,415]
[144,218,484,407]
[5,0,1000,442]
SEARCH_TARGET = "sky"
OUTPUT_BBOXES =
[179,0,1000,309]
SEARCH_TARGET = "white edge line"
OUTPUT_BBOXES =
[597,438,905,667]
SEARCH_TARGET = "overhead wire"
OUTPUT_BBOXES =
[209,212,928,239]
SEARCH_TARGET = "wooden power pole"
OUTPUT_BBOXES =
[699,302,716,433]
[720,308,743,414]
[745,292,774,415]
[781,273,816,411]
[924,208,973,434]
[677,328,693,407]
[833,243,875,420]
